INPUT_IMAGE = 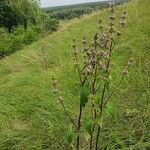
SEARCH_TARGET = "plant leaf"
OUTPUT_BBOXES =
[83,131,91,141]
[80,86,89,108]
[84,118,94,136]
[65,125,78,145]
[106,102,117,117]
[96,117,103,128]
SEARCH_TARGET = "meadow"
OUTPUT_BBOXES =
[0,0,150,149]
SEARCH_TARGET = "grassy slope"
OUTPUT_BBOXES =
[0,0,150,149]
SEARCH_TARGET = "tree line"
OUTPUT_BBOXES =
[44,0,130,20]
[0,0,59,57]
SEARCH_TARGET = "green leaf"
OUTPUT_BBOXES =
[65,125,78,145]
[96,117,103,128]
[80,86,90,108]
[94,94,100,104]
[65,131,74,144]
[83,131,91,141]
[84,118,94,136]
[106,103,117,117]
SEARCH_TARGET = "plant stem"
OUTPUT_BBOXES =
[77,104,83,150]
[61,102,78,129]
[95,37,114,150]
[90,108,96,150]
[95,82,107,150]
[89,66,97,150]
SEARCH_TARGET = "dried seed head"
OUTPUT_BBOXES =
[120,20,126,27]
[123,11,127,16]
[99,25,103,30]
[109,20,115,26]
[85,64,93,75]
[72,39,76,49]
[110,15,115,21]
[52,88,58,94]
[52,76,59,95]
[109,2,115,8]
[109,2,115,13]
[128,58,134,66]
[98,50,107,58]
[123,69,128,75]
[82,36,87,45]
[98,18,103,24]
[58,96,63,103]
[94,33,98,41]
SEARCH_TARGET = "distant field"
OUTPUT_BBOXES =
[0,0,150,149]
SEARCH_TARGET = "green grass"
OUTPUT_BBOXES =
[0,0,150,149]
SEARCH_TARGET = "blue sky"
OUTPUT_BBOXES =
[40,0,105,8]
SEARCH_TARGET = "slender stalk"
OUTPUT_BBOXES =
[95,83,107,150]
[95,32,114,149]
[90,108,96,150]
[89,65,97,150]
[77,104,83,150]
[60,102,78,129]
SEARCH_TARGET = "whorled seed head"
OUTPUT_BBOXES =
[52,88,58,94]
[99,25,103,30]
[85,64,93,75]
[128,58,134,66]
[120,20,126,27]
[110,15,115,21]
[109,2,115,7]
[109,2,115,13]
[123,69,128,75]
[98,18,103,24]
[82,36,87,45]
[58,96,63,103]
[72,39,76,49]
[52,76,59,95]
[109,20,115,26]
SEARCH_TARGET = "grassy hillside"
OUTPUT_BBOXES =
[0,0,150,149]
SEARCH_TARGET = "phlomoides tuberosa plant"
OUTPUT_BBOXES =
[52,2,133,150]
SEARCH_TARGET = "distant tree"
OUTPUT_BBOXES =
[0,0,42,31]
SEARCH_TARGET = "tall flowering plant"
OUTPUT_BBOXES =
[52,2,133,150]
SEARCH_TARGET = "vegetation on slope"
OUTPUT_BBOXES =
[44,0,130,20]
[0,0,58,57]
[0,0,150,149]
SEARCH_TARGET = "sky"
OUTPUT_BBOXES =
[40,0,105,8]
